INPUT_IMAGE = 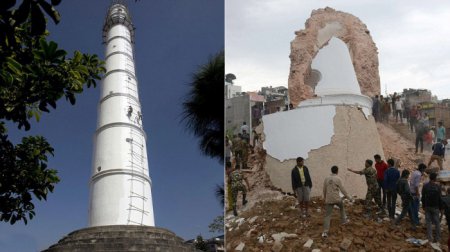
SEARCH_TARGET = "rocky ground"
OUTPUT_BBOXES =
[226,119,449,251]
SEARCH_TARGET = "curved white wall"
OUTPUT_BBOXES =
[100,73,139,99]
[313,37,361,96]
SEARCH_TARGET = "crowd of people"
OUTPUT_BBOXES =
[372,93,447,154]
[291,153,450,248]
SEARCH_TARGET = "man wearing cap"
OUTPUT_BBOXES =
[348,159,383,218]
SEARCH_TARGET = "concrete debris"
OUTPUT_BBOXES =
[340,238,352,251]
[235,218,245,227]
[405,238,428,246]
[271,232,298,243]
[258,235,264,244]
[248,216,258,224]
[235,242,245,251]
[272,241,283,252]
[246,228,256,238]
[303,238,313,248]
[311,249,321,252]
[430,242,442,251]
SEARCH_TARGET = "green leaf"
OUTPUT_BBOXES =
[37,0,60,24]
[34,111,41,122]
[6,58,22,75]
[53,49,67,60]
[47,40,57,54]
[73,51,82,62]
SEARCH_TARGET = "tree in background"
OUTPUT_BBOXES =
[0,0,105,224]
[182,51,225,236]
[182,51,224,162]
[194,235,208,251]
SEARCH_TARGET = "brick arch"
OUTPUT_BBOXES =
[288,7,380,106]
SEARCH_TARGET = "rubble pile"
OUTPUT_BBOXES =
[226,121,449,251]
[226,196,442,251]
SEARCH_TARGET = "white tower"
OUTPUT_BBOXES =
[88,1,155,227]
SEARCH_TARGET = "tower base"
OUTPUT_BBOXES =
[42,225,200,252]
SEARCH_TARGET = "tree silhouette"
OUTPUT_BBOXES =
[182,51,224,162]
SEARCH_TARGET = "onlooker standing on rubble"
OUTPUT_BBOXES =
[410,163,426,226]
[391,92,397,118]
[440,187,450,233]
[415,121,427,154]
[374,154,388,209]
[384,159,400,219]
[428,139,447,171]
[409,105,419,132]
[394,170,416,229]
[395,97,403,123]
[372,95,380,122]
[321,165,351,238]
[348,160,383,218]
[382,97,391,123]
[404,99,411,124]
[421,172,442,243]
[291,157,313,218]
[423,113,430,128]
[437,121,446,143]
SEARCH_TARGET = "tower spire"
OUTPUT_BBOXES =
[89,2,154,227]
[102,1,135,43]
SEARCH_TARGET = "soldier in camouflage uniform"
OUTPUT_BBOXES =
[348,159,383,218]
[240,134,249,169]
[232,134,243,167]
[230,164,250,216]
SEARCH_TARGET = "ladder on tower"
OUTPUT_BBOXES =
[123,43,149,225]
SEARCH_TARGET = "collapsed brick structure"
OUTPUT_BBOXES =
[288,7,380,106]
[262,7,384,199]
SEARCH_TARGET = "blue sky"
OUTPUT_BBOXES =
[0,1,224,251]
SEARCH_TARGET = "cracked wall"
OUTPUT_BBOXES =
[264,106,384,198]
[288,7,380,106]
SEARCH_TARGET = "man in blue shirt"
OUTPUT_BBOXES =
[384,159,400,219]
